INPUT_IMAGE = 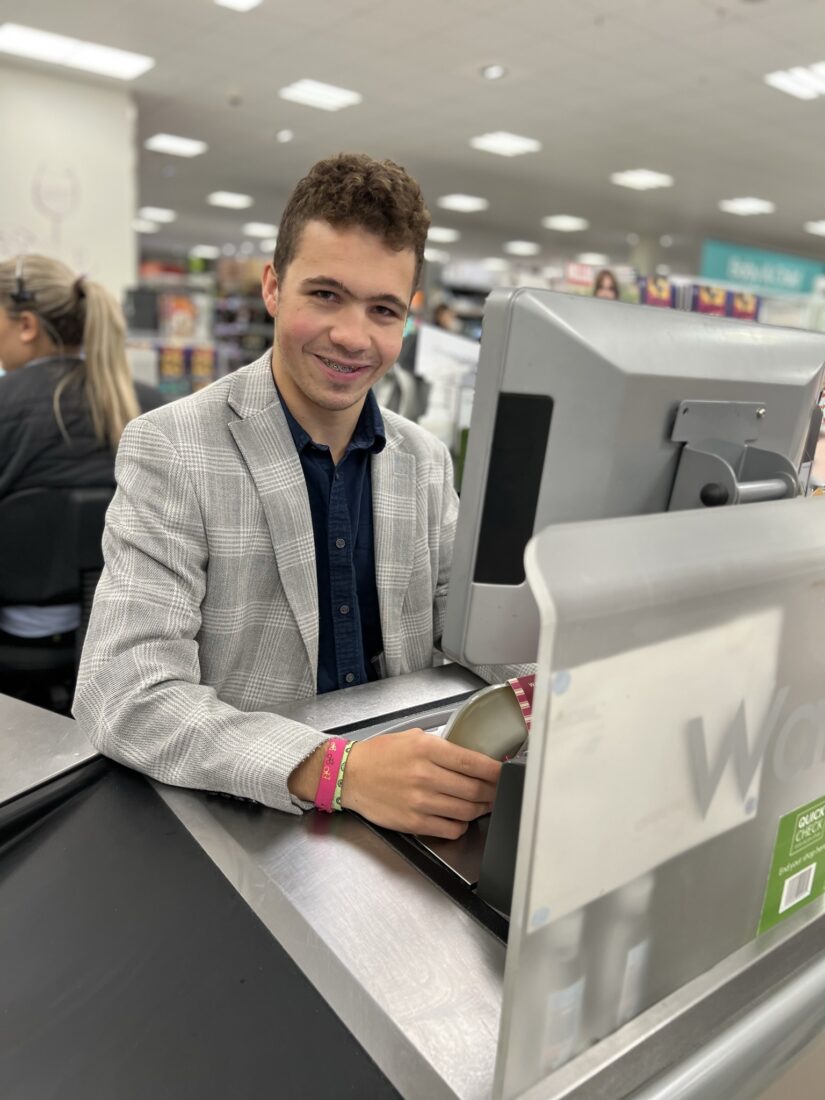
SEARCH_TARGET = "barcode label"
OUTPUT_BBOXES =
[779,863,816,914]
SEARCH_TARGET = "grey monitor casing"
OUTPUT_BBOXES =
[442,288,825,667]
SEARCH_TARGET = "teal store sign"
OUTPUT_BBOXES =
[701,239,825,296]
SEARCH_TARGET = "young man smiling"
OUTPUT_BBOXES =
[76,153,528,839]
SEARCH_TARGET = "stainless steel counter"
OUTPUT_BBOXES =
[5,674,825,1100]
[155,670,825,1100]
[0,692,97,807]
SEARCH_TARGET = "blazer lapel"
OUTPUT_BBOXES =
[372,431,416,675]
[227,356,319,681]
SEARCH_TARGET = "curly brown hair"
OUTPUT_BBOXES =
[273,152,431,291]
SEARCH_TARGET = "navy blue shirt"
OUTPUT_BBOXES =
[278,389,386,694]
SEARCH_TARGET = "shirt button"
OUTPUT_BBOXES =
[335,538,346,549]
[345,672,355,684]
[339,604,349,615]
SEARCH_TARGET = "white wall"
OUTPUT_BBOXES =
[0,63,136,299]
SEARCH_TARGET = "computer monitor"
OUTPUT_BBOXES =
[442,288,825,667]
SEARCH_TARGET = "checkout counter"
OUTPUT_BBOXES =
[4,494,825,1100]
[5,289,825,1098]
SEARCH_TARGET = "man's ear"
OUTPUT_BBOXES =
[261,263,280,317]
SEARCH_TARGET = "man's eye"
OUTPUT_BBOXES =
[312,290,337,302]
[375,306,401,319]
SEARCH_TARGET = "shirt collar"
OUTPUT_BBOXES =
[25,354,85,371]
[276,381,386,457]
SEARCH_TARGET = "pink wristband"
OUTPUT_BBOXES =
[314,738,348,813]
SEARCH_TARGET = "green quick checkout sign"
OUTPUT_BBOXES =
[701,239,825,296]
[758,795,825,935]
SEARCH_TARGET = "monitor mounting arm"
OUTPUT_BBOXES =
[668,400,799,510]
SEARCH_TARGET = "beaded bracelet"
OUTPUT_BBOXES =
[332,739,354,812]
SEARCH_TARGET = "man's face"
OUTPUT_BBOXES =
[262,220,415,419]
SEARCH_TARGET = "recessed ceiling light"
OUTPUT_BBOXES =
[243,221,278,237]
[764,63,825,100]
[626,232,640,246]
[480,64,507,80]
[239,242,255,254]
[610,169,674,190]
[424,248,450,264]
[0,23,154,79]
[542,265,564,279]
[718,196,776,216]
[138,206,176,224]
[222,244,238,256]
[144,133,208,157]
[804,220,825,236]
[578,252,610,265]
[427,226,460,243]
[437,193,489,213]
[190,245,221,260]
[259,238,278,252]
[208,191,254,209]
[483,258,510,271]
[504,240,540,256]
[276,129,294,143]
[278,79,362,111]
[470,131,541,157]
[132,218,159,234]
[214,0,263,10]
[542,215,589,232]
[659,234,674,247]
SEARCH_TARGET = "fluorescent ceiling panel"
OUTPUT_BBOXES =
[718,197,776,216]
[278,79,362,111]
[208,191,254,209]
[144,133,208,157]
[243,222,278,237]
[504,240,540,256]
[0,23,154,79]
[470,131,541,157]
[190,245,221,259]
[138,206,176,223]
[427,227,460,243]
[764,63,825,100]
[610,169,674,190]
[214,0,263,10]
[578,252,609,265]
[437,194,489,213]
[542,215,589,232]
[424,248,450,264]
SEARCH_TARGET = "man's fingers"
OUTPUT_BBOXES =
[412,791,492,823]
[428,765,498,804]
[428,736,503,782]
[416,816,470,841]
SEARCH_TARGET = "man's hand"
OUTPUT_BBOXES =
[341,729,501,839]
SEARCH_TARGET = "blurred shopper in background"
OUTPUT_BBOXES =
[592,268,619,300]
[433,301,460,332]
[0,254,163,647]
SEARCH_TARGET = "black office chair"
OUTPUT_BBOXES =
[0,487,113,713]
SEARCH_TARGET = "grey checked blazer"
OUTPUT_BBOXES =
[75,352,528,813]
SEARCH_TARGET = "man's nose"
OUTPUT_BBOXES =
[328,306,371,355]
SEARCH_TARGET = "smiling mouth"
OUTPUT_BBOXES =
[315,354,371,375]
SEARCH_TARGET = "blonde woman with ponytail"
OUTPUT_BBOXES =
[0,254,163,642]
